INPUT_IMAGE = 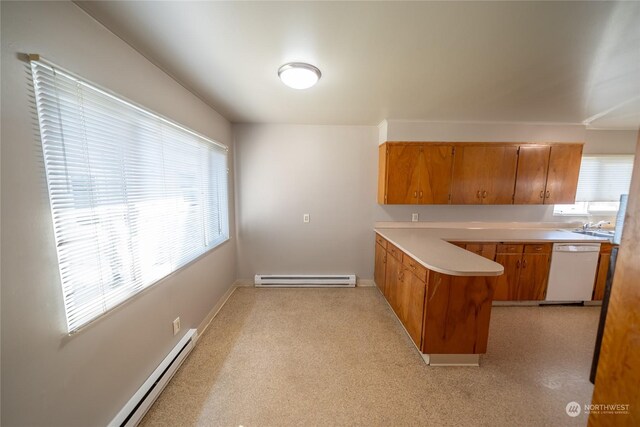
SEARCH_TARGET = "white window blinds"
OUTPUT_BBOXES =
[31,58,229,333]
[575,155,634,202]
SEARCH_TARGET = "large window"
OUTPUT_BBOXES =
[554,155,634,215]
[31,58,229,332]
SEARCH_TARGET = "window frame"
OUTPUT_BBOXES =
[31,57,230,334]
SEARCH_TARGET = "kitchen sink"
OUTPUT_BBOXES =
[569,229,614,238]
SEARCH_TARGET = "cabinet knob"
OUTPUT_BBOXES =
[414,191,417,198]
[522,260,527,268]
[477,190,481,199]
[539,191,544,199]
[419,190,423,198]
[546,190,550,198]
[516,260,520,268]
[482,190,488,198]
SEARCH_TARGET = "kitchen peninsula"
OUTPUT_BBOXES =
[374,225,610,366]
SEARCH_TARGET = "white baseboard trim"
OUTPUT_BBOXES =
[197,282,239,337]
[357,279,376,287]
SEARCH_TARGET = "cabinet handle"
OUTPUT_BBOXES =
[516,260,520,268]
[539,190,544,199]
[414,191,418,198]
[477,190,481,199]
[482,190,488,199]
[419,190,423,198]
[522,260,527,268]
[546,190,550,198]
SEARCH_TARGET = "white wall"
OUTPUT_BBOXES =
[234,124,378,279]
[235,122,637,281]
[1,2,236,426]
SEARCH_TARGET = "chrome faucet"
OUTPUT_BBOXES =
[595,221,611,229]
[582,222,594,231]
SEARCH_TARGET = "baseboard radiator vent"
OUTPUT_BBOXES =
[109,328,198,427]
[254,274,356,287]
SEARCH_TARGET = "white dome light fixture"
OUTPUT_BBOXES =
[278,62,321,90]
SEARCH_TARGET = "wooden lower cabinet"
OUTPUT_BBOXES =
[592,243,615,301]
[422,272,495,354]
[400,267,427,347]
[374,242,387,294]
[375,233,495,355]
[494,253,521,301]
[517,252,550,300]
[493,243,550,301]
[384,253,402,311]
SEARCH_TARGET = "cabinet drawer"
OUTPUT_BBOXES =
[402,255,427,282]
[375,234,387,249]
[497,244,524,254]
[387,243,403,261]
[524,243,552,254]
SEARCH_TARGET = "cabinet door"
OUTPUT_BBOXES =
[465,244,497,260]
[385,144,422,204]
[402,270,427,347]
[544,144,583,204]
[374,242,387,295]
[418,145,454,204]
[494,254,521,301]
[451,146,486,204]
[482,146,518,204]
[451,145,517,204]
[514,145,551,204]
[517,253,550,300]
[384,254,401,309]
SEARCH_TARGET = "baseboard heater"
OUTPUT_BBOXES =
[109,328,198,427]
[254,274,356,287]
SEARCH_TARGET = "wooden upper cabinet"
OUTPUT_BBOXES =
[379,143,453,204]
[378,141,582,205]
[384,144,422,204]
[514,145,551,204]
[451,145,517,204]
[544,144,583,204]
[418,145,454,204]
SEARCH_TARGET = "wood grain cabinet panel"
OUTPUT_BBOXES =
[417,145,454,204]
[494,253,521,301]
[384,253,401,307]
[517,253,550,300]
[544,144,583,204]
[451,145,518,204]
[422,273,496,354]
[592,243,614,301]
[465,244,497,260]
[494,244,550,301]
[514,145,551,204]
[385,144,422,204]
[401,267,427,347]
[374,241,387,295]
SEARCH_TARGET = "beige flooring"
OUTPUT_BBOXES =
[140,287,599,426]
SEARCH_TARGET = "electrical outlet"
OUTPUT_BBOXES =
[412,213,419,222]
[303,214,310,223]
[172,317,181,336]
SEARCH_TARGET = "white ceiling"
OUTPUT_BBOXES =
[77,1,640,128]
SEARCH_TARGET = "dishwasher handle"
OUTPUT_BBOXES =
[553,244,601,253]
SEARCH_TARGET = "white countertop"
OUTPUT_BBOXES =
[374,227,608,277]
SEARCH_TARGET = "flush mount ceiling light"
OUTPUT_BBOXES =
[278,62,321,89]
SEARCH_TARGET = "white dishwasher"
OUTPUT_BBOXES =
[545,243,601,302]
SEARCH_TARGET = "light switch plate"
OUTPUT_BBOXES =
[303,214,310,223]
[172,317,181,335]
[412,213,419,222]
